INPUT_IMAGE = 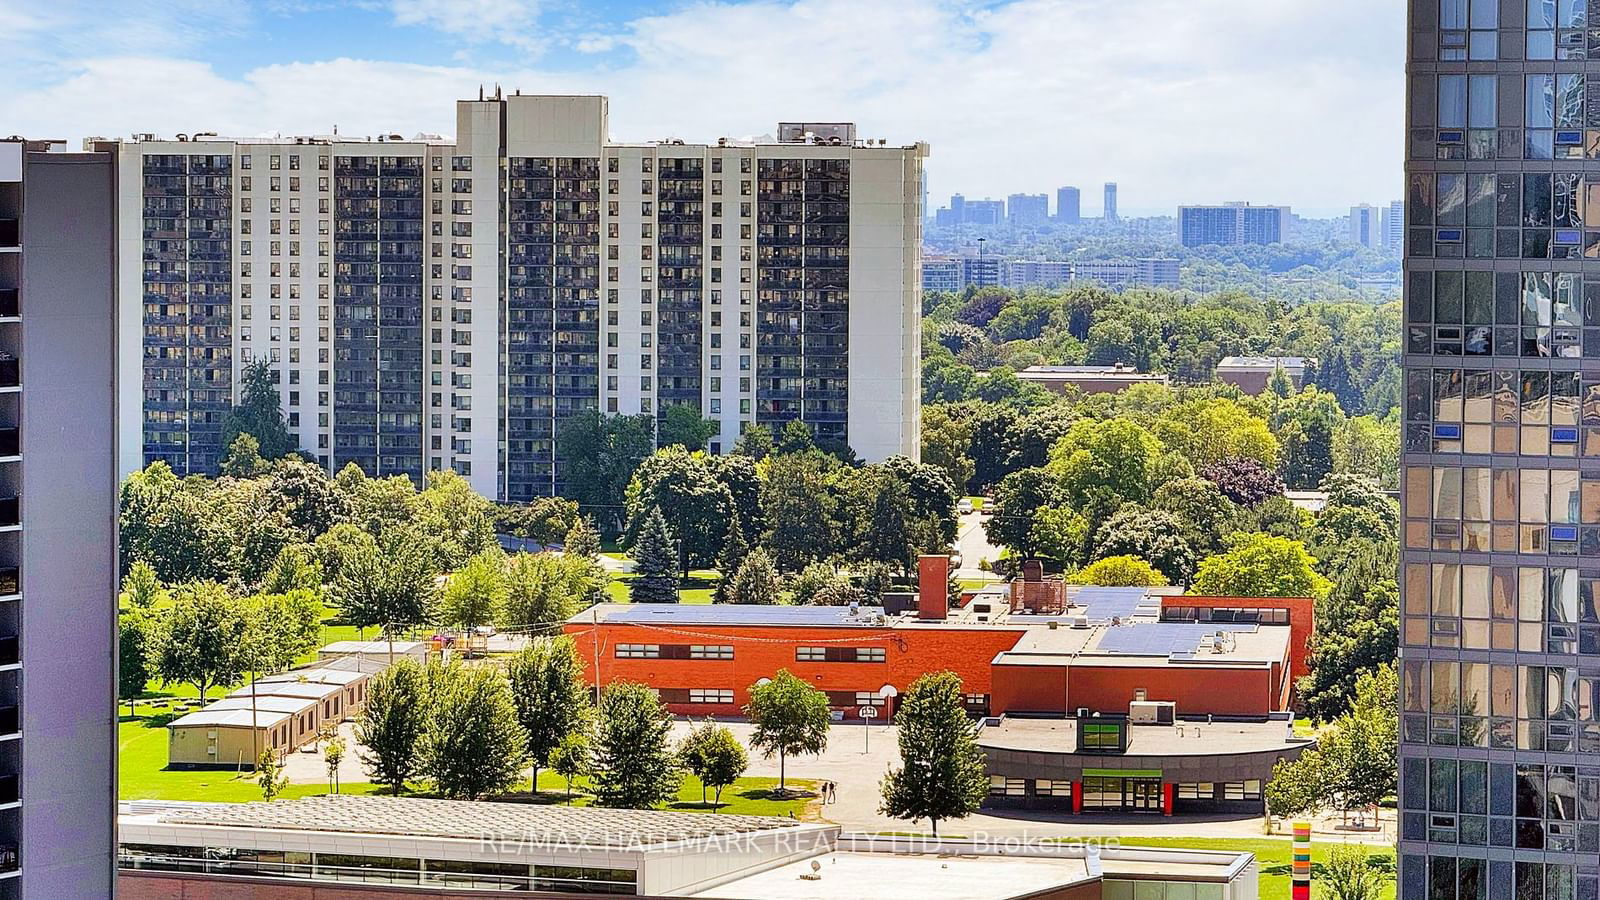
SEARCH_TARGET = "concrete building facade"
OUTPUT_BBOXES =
[1007,193,1049,226]
[1,139,121,898]
[1103,182,1118,221]
[115,94,926,498]
[1349,203,1384,249]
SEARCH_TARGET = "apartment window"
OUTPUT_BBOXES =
[690,645,733,660]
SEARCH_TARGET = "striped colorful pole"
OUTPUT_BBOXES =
[1291,821,1312,900]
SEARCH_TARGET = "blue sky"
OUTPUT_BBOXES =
[0,0,1403,217]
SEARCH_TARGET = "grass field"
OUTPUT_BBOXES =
[121,715,811,818]
[1096,837,1396,900]
[604,570,720,605]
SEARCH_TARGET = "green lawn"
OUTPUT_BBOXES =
[1089,837,1395,900]
[122,715,810,818]
[603,570,719,605]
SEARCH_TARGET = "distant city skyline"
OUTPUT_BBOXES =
[0,0,1403,214]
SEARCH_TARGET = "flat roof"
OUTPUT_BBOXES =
[168,708,293,729]
[320,640,425,654]
[1216,356,1308,368]
[228,680,343,701]
[691,851,1093,900]
[141,796,808,849]
[977,717,1312,758]
[257,668,366,687]
[995,621,1290,669]
[577,603,893,628]
[203,696,316,715]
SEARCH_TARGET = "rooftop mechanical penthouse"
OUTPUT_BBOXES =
[112,93,927,498]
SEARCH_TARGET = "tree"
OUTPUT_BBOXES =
[1320,844,1388,900]
[1029,505,1091,566]
[774,419,817,455]
[507,636,592,790]
[746,669,830,793]
[1300,578,1397,722]
[1264,751,1326,824]
[355,658,427,795]
[557,411,656,533]
[1191,533,1332,599]
[495,496,580,545]
[265,457,351,542]
[1066,555,1169,587]
[261,546,325,597]
[503,552,601,630]
[623,447,734,574]
[257,748,288,800]
[727,547,781,605]
[628,508,681,603]
[1152,476,1238,555]
[1199,457,1284,507]
[921,405,975,494]
[592,682,681,808]
[221,359,297,462]
[333,526,439,652]
[154,581,250,700]
[986,467,1063,559]
[1048,418,1165,514]
[1154,397,1279,471]
[658,403,720,452]
[1089,508,1199,586]
[711,453,766,544]
[878,671,989,836]
[1332,414,1400,491]
[564,516,602,561]
[121,560,168,609]
[119,462,231,583]
[220,433,270,478]
[712,514,749,604]
[678,720,749,809]
[422,663,529,801]
[732,423,773,460]
[762,451,838,572]
[416,470,498,571]
[1320,665,1398,815]
[439,550,508,634]
[118,611,154,717]
[549,732,592,804]
[324,735,346,794]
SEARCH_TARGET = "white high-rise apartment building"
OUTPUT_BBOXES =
[1348,203,1383,249]
[114,94,926,500]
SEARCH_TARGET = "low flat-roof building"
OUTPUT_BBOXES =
[317,640,428,664]
[1214,356,1309,395]
[116,797,1261,899]
[1013,364,1168,396]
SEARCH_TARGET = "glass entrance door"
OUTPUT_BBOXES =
[1126,778,1162,812]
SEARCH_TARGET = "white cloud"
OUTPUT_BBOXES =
[387,0,547,50]
[0,0,1404,213]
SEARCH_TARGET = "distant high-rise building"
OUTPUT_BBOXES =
[1400,2,1597,894]
[1056,186,1081,224]
[1349,203,1383,249]
[1006,193,1048,226]
[1,138,120,897]
[921,256,962,293]
[1103,182,1118,221]
[961,199,1005,226]
[1178,203,1289,247]
[1382,199,1404,253]
[961,256,1001,288]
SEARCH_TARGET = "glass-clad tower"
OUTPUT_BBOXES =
[1401,1,1600,897]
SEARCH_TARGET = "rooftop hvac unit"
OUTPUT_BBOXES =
[1075,707,1090,718]
[1069,616,1089,629]
[1129,701,1176,725]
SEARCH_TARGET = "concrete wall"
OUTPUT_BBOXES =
[20,150,119,897]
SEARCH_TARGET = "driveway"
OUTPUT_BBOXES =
[954,509,1002,581]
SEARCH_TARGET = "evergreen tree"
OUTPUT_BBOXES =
[221,359,297,462]
[733,423,773,459]
[220,433,270,478]
[564,516,602,561]
[678,720,749,809]
[727,547,780,605]
[507,636,592,789]
[592,682,681,808]
[354,658,427,795]
[774,419,817,455]
[878,671,990,836]
[712,512,749,604]
[628,507,680,604]
[422,664,529,800]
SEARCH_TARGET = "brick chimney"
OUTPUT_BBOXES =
[917,554,949,621]
[1023,559,1044,583]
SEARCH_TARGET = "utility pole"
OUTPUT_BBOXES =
[591,605,602,706]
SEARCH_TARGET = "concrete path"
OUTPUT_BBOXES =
[954,509,1002,581]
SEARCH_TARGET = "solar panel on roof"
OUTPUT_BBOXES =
[1093,623,1256,656]
[1071,587,1151,622]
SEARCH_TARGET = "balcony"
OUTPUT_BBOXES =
[0,497,18,528]
[0,221,16,249]
[0,428,16,458]
[0,637,15,667]
[0,356,16,388]
[0,705,16,736]
[0,568,15,596]
[0,290,16,318]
